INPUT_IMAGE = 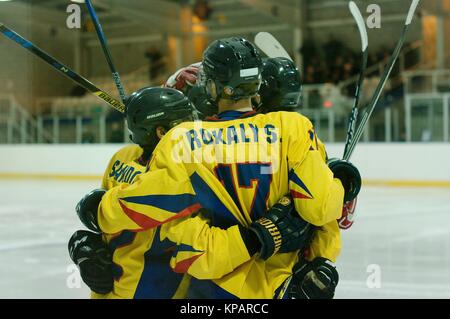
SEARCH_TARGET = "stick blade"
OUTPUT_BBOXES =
[349,1,368,52]
[254,32,293,61]
[406,0,420,25]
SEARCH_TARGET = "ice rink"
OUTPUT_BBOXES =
[0,178,449,299]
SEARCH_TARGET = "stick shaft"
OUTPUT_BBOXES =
[343,0,420,160]
[343,1,369,159]
[0,23,125,113]
[85,0,127,102]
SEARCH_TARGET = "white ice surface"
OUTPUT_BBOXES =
[0,180,449,299]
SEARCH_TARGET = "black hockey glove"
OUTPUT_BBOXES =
[68,230,113,295]
[240,196,314,260]
[327,158,361,202]
[76,189,106,233]
[289,257,339,299]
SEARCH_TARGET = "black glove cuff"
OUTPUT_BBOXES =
[250,218,282,260]
[238,225,261,256]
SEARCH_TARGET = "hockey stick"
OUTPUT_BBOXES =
[342,1,369,158]
[0,23,125,113]
[343,0,420,160]
[254,32,293,61]
[80,0,127,103]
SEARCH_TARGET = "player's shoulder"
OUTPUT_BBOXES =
[263,111,313,127]
[110,144,143,162]
[153,120,198,153]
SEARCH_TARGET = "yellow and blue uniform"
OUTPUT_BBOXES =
[98,110,344,298]
[101,144,145,190]
[93,144,190,299]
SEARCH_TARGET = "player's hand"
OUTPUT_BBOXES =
[327,158,361,202]
[338,197,357,230]
[247,196,314,260]
[289,257,339,299]
[76,189,106,233]
[165,65,199,92]
[68,230,113,295]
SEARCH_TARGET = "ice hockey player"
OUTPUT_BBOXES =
[86,37,361,298]
[69,86,312,298]
[68,87,199,298]
[257,56,358,230]
[167,56,358,230]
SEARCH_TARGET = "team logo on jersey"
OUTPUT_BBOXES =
[172,244,205,273]
[289,171,313,200]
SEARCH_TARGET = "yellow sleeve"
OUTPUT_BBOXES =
[307,221,341,262]
[101,154,116,190]
[286,114,344,226]
[97,166,200,235]
[160,214,251,280]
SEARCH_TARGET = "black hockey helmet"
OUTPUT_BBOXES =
[202,37,263,102]
[187,84,218,117]
[257,57,302,113]
[125,87,197,149]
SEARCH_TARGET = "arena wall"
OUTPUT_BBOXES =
[1,144,450,186]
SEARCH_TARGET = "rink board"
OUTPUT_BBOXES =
[0,143,450,185]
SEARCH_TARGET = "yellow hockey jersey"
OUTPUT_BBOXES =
[98,110,344,298]
[94,144,189,299]
[101,144,145,190]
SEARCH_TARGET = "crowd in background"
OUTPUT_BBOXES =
[301,35,395,87]
[57,35,423,143]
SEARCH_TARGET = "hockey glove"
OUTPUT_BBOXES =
[76,189,105,233]
[289,257,339,299]
[68,230,113,295]
[328,158,361,202]
[165,64,200,92]
[241,196,314,260]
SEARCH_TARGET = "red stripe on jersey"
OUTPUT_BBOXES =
[173,253,205,273]
[291,190,313,200]
[119,201,202,231]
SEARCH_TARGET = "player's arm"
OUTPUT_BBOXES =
[313,136,359,230]
[161,196,314,280]
[286,113,360,226]
[77,186,313,281]
[96,168,198,234]
[307,220,341,262]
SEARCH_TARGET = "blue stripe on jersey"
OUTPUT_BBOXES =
[289,170,313,198]
[121,193,197,214]
[134,228,184,299]
[175,243,204,254]
[190,172,239,228]
[108,231,137,281]
[109,230,137,251]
